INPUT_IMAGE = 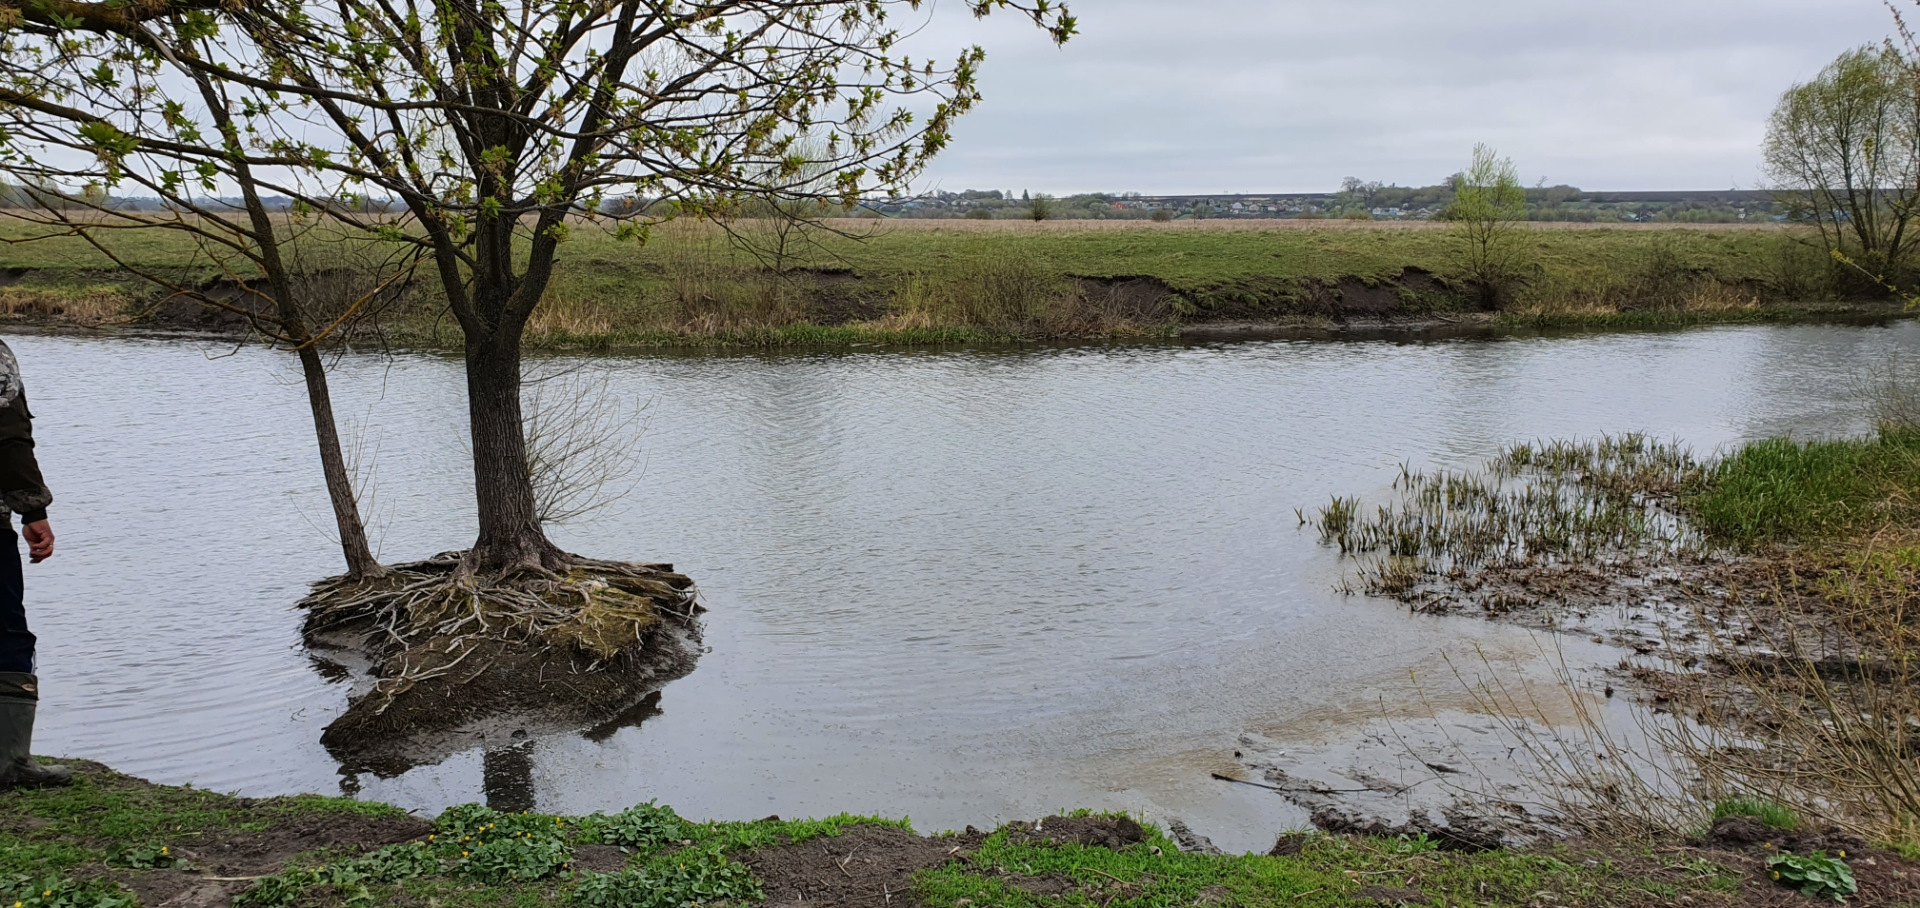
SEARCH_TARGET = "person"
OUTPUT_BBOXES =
[0,339,65,789]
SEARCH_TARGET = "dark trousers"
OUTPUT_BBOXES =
[0,527,28,674]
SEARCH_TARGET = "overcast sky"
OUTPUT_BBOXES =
[903,0,1896,195]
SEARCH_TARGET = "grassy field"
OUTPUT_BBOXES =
[0,217,1899,349]
[7,761,1882,908]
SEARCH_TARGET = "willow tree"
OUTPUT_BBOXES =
[1764,45,1920,278]
[0,1,398,580]
[0,0,1074,578]
[1443,144,1527,306]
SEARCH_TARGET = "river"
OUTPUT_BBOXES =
[18,321,1916,853]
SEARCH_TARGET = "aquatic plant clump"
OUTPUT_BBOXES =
[1304,434,1705,598]
[299,553,702,771]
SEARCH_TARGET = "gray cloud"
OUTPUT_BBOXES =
[905,0,1894,193]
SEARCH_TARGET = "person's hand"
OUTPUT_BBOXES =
[22,519,53,563]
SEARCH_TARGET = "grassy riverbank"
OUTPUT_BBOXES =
[9,761,1910,907]
[0,218,1903,348]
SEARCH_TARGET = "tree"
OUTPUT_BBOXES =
[1027,192,1055,221]
[0,0,1075,578]
[1763,45,1920,278]
[0,12,398,580]
[1443,144,1528,306]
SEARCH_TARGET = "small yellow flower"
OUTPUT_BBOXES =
[463,851,470,857]
[43,892,52,898]
[1771,871,1781,880]
[1839,850,1848,858]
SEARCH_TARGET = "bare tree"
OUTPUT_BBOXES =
[0,0,1074,580]
[522,367,646,527]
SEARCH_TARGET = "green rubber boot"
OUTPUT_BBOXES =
[0,672,72,789]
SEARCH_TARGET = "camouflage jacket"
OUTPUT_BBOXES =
[0,341,50,524]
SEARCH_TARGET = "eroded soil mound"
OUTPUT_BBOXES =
[301,553,703,773]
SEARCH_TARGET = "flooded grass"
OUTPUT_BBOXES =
[1302,434,1703,596]
[1307,423,1920,853]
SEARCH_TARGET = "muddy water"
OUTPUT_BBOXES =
[18,322,1917,853]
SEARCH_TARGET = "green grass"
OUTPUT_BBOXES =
[0,765,1770,908]
[1711,799,1800,831]
[916,820,1742,908]
[0,217,1899,348]
[1685,428,1920,547]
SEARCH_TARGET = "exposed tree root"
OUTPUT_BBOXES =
[299,552,702,774]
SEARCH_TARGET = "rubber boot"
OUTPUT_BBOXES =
[0,672,71,789]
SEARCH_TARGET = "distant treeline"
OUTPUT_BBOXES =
[0,182,1780,225]
[875,185,1783,224]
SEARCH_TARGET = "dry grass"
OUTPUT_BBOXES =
[1650,532,1920,846]
[526,288,617,338]
[807,218,1790,234]
[0,286,130,325]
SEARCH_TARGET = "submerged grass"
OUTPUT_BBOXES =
[1301,434,1702,596]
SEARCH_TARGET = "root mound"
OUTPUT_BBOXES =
[300,553,703,773]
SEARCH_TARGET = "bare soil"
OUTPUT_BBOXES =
[1698,816,1920,906]
[743,823,984,908]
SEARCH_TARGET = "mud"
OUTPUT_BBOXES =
[302,555,705,776]
[1307,807,1506,852]
[187,807,430,875]
[1002,815,1149,849]
[742,823,982,908]
[1073,275,1178,321]
[1696,816,1920,906]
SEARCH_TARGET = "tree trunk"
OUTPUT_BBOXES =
[219,119,386,581]
[294,342,386,580]
[464,329,566,575]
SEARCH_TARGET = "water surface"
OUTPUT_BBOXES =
[21,322,1916,852]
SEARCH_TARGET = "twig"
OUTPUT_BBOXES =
[1210,772,1426,796]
